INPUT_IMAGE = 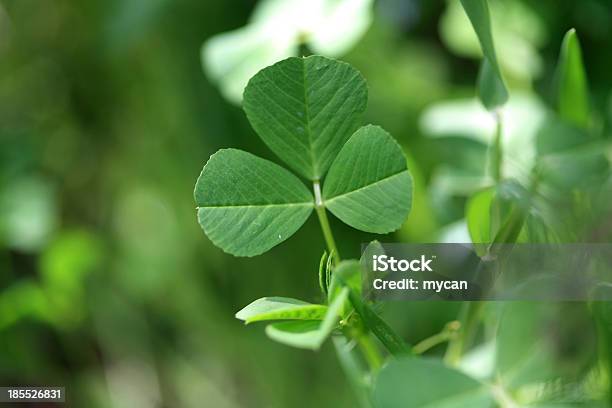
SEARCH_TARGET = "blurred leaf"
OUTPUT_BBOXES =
[203,0,373,104]
[332,336,371,408]
[243,55,367,180]
[592,284,612,407]
[496,302,597,390]
[265,287,348,350]
[554,29,589,128]
[459,0,508,109]
[194,149,313,256]
[477,58,508,110]
[323,125,412,233]
[466,187,495,254]
[441,0,545,83]
[328,260,362,305]
[0,177,57,251]
[373,358,493,407]
[235,297,327,324]
[421,94,547,189]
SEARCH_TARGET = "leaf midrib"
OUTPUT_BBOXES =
[301,58,319,180]
[324,169,408,203]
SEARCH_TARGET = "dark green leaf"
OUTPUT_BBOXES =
[194,149,313,256]
[243,55,367,180]
[374,358,493,408]
[323,125,412,233]
[235,297,327,324]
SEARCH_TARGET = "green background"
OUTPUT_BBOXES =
[1,0,611,406]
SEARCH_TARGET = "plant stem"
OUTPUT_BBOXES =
[313,181,341,264]
[357,333,383,371]
[444,301,484,365]
[414,321,460,355]
[489,109,503,183]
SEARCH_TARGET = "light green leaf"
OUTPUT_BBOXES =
[265,320,325,349]
[374,358,493,408]
[466,187,495,256]
[202,25,296,104]
[460,0,508,109]
[202,0,373,104]
[243,55,367,180]
[194,149,313,257]
[322,125,412,233]
[555,29,589,128]
[235,297,327,324]
[265,287,349,350]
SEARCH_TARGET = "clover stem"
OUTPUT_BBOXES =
[313,181,341,265]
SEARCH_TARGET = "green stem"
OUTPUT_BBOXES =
[414,321,460,355]
[489,109,503,183]
[357,333,383,371]
[445,301,484,365]
[313,181,341,264]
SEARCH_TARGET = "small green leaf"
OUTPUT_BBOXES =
[265,320,325,349]
[235,297,327,324]
[460,0,508,109]
[318,251,329,295]
[323,125,412,233]
[374,358,493,408]
[554,29,589,128]
[265,287,349,350]
[243,55,367,180]
[194,149,313,257]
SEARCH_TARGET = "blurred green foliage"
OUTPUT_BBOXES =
[1,0,611,406]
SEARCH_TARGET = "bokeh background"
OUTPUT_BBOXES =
[1,0,611,406]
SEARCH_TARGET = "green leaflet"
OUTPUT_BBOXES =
[265,287,349,350]
[243,55,367,180]
[323,125,412,233]
[235,297,327,324]
[374,358,493,408]
[460,0,508,110]
[194,149,313,257]
[554,29,590,128]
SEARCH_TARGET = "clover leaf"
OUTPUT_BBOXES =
[194,56,413,257]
